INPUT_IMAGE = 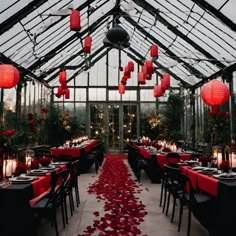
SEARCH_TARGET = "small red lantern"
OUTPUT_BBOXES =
[119,83,125,94]
[161,73,170,89]
[138,72,146,85]
[59,70,66,84]
[0,64,19,88]
[57,86,63,96]
[70,10,81,31]
[65,88,70,99]
[146,73,152,80]
[201,79,230,106]
[124,66,131,78]
[141,65,148,80]
[145,61,154,74]
[154,85,163,97]
[84,36,92,53]
[61,82,68,90]
[150,44,158,57]
[121,76,127,85]
[127,61,134,72]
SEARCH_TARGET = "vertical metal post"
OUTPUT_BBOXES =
[86,72,90,136]
[190,89,196,150]
[105,49,109,153]
[0,88,4,123]
[73,78,76,117]
[137,64,141,139]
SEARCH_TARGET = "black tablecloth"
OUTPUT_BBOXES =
[0,183,36,236]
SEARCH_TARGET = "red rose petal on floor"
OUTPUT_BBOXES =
[93,211,99,217]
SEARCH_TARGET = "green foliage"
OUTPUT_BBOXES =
[162,92,184,142]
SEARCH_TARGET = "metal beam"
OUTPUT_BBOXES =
[193,62,236,88]
[28,7,114,71]
[66,48,112,83]
[132,0,225,69]
[0,0,48,36]
[128,47,192,88]
[46,45,106,83]
[122,10,206,80]
[190,0,236,32]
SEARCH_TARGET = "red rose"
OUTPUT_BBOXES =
[5,129,14,137]
[28,112,34,118]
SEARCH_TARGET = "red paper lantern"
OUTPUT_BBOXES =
[154,85,163,97]
[59,70,66,84]
[61,82,68,90]
[119,83,125,94]
[57,86,63,96]
[201,79,229,106]
[138,72,146,85]
[161,73,170,89]
[145,61,154,74]
[70,10,81,31]
[65,88,70,99]
[84,36,92,53]
[150,44,158,57]
[146,73,152,80]
[124,66,131,78]
[141,65,148,80]
[0,64,19,88]
[121,76,127,85]
[127,61,134,72]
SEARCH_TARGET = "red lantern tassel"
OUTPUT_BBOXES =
[70,10,81,31]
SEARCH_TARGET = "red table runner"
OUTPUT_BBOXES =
[180,166,218,197]
[132,143,151,159]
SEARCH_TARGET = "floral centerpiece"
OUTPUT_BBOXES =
[38,157,51,167]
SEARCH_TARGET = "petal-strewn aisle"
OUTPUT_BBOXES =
[78,154,148,236]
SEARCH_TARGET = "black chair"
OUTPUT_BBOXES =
[166,152,180,167]
[32,169,69,236]
[64,160,80,218]
[162,165,181,218]
[178,173,213,236]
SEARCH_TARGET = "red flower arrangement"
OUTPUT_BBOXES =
[78,154,147,235]
[40,108,48,114]
[38,157,51,167]
[31,160,39,169]
[162,147,171,152]
[220,160,230,172]
[14,162,28,176]
[5,129,14,137]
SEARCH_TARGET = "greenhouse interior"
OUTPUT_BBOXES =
[0,0,236,236]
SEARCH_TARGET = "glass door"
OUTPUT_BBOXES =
[89,103,138,153]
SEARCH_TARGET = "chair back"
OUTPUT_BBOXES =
[47,169,68,207]
[166,152,180,167]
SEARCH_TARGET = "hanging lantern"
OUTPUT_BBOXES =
[124,66,131,78]
[141,65,148,80]
[119,83,125,94]
[55,93,61,98]
[138,72,146,85]
[57,86,63,96]
[70,10,81,31]
[65,88,70,99]
[154,85,163,97]
[201,79,230,106]
[161,73,170,89]
[84,36,92,53]
[145,61,154,74]
[150,44,158,58]
[0,64,19,88]
[59,70,66,84]
[121,76,128,85]
[146,73,152,80]
[127,61,134,72]
[61,82,68,90]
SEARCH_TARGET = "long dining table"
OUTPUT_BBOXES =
[50,140,98,160]
[180,165,236,236]
[0,164,67,236]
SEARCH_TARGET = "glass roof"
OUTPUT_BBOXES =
[0,0,235,88]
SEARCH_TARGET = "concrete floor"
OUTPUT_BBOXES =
[37,157,209,236]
